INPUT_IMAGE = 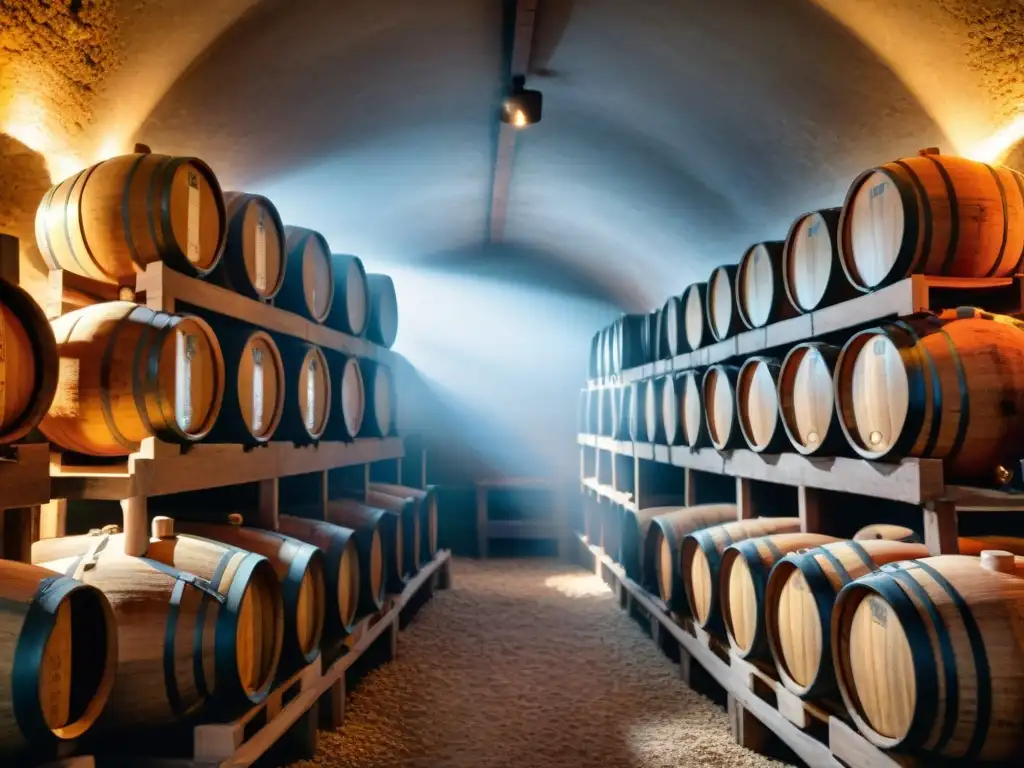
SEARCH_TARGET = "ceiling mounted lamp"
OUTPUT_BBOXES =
[501,75,543,128]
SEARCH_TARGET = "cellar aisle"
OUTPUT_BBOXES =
[293,558,786,768]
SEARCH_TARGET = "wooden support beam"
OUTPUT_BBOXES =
[121,496,148,557]
[256,478,280,531]
[924,501,959,555]
[798,486,823,533]
[40,500,67,540]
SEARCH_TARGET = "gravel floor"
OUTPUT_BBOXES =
[292,558,787,768]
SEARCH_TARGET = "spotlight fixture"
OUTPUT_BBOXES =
[501,75,542,128]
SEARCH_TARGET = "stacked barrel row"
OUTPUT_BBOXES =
[0,482,438,758]
[588,150,1024,379]
[581,306,1024,485]
[588,495,1024,762]
[2,148,404,453]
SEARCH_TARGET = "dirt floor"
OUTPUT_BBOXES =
[291,558,787,768]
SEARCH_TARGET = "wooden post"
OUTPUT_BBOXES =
[121,496,149,556]
[40,499,68,539]
[924,501,959,555]
[684,468,697,506]
[798,486,823,534]
[728,693,773,753]
[736,477,756,519]
[255,478,279,530]
[0,233,19,284]
[318,677,345,730]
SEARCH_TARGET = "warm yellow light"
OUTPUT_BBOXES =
[2,92,85,180]
[965,111,1024,164]
[512,109,528,128]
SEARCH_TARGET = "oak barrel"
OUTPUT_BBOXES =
[359,360,394,438]
[277,226,334,323]
[646,504,738,612]
[325,254,370,336]
[680,368,711,448]
[628,380,647,442]
[611,314,647,371]
[366,490,420,578]
[369,482,439,562]
[782,208,853,312]
[366,274,399,348]
[645,310,660,363]
[325,499,404,594]
[736,356,787,453]
[324,350,365,441]
[854,524,922,543]
[720,532,838,660]
[208,192,286,299]
[702,364,744,451]
[273,337,330,445]
[736,241,796,329]
[644,376,668,444]
[838,150,1024,291]
[588,332,600,378]
[41,302,225,456]
[661,373,685,446]
[279,515,384,618]
[0,277,58,444]
[174,522,328,668]
[599,385,616,438]
[200,317,285,445]
[834,308,1024,481]
[682,517,801,632]
[661,295,685,358]
[585,387,600,434]
[854,523,1024,553]
[832,555,1024,759]
[35,152,227,283]
[613,383,631,440]
[778,342,847,456]
[0,559,116,753]
[765,539,930,699]
[33,532,283,725]
[682,283,711,351]
[707,266,743,341]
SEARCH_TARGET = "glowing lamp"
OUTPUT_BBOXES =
[501,76,542,128]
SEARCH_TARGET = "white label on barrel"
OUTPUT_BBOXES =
[252,347,264,435]
[176,331,195,430]
[255,209,267,293]
[187,171,201,264]
[306,358,317,431]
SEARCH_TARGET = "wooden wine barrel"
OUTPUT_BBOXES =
[707,266,743,342]
[644,310,659,363]
[585,387,600,435]
[832,554,1024,759]
[366,490,420,577]
[834,308,1024,481]
[720,532,839,660]
[0,559,116,752]
[366,274,399,348]
[598,385,614,438]
[627,381,646,441]
[765,539,930,699]
[839,151,1024,292]
[778,342,846,456]
[702,364,744,451]
[0,277,59,445]
[601,501,626,564]
[279,515,384,618]
[661,373,685,446]
[736,357,787,453]
[35,152,227,283]
[369,483,439,562]
[682,283,711,352]
[277,227,334,323]
[325,499,403,595]
[327,254,370,337]
[854,524,921,543]
[682,517,801,632]
[273,338,330,445]
[209,192,286,300]
[661,295,685,358]
[609,318,620,374]
[201,318,285,445]
[323,351,365,441]
[616,314,647,370]
[588,331,600,378]
[41,302,225,456]
[736,241,796,329]
[613,384,631,440]
[647,504,739,611]
[359,360,394,438]
[174,522,328,668]
[782,208,853,312]
[679,368,710,448]
[644,376,667,444]
[33,532,284,725]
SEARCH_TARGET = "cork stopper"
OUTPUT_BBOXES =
[980,550,1015,574]
[151,516,175,539]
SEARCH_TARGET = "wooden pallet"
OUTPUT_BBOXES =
[99,550,451,767]
[573,533,943,768]
[590,274,1024,387]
